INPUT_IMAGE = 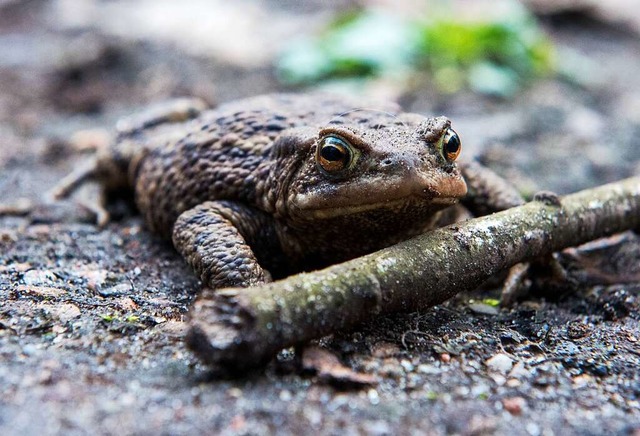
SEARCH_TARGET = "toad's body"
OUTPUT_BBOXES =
[96,93,521,288]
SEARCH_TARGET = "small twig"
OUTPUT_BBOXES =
[186,177,640,371]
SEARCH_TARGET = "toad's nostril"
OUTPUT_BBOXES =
[382,158,393,166]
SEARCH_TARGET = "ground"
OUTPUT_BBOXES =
[1,1,639,435]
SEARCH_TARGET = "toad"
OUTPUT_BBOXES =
[55,93,523,288]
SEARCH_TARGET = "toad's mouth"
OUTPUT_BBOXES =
[290,174,468,219]
[296,195,461,219]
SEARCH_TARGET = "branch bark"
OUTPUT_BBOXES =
[185,177,640,370]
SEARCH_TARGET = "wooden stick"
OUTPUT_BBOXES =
[186,177,640,370]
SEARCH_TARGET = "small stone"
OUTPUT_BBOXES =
[525,422,541,436]
[400,359,414,372]
[227,388,243,399]
[364,420,390,435]
[506,379,521,388]
[98,283,133,297]
[417,364,440,375]
[22,269,57,285]
[371,341,401,358]
[490,374,507,386]
[367,388,380,405]
[471,383,490,398]
[17,285,66,298]
[379,361,404,379]
[78,269,108,291]
[485,353,514,373]
[502,396,526,415]
[468,302,499,315]
[114,297,138,311]
[0,262,31,273]
[22,344,40,356]
[229,415,246,432]
[52,303,81,322]
[572,374,592,387]
[279,390,292,401]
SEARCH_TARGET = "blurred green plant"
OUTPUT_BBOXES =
[276,3,555,97]
[482,298,501,307]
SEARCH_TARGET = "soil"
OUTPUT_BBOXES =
[1,1,639,435]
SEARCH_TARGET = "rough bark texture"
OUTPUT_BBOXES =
[186,177,640,370]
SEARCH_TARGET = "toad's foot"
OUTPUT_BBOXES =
[47,158,99,201]
[500,254,579,306]
[172,200,281,289]
[500,191,576,305]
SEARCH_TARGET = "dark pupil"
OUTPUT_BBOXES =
[445,133,460,153]
[321,144,345,162]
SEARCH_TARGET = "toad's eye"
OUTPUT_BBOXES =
[442,128,461,162]
[317,135,353,173]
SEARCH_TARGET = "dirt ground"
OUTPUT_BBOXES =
[1,1,639,435]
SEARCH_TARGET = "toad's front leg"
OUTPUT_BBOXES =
[172,200,281,288]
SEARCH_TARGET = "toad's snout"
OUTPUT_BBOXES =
[410,167,468,202]
[379,152,468,202]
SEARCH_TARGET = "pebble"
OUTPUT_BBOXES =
[52,303,81,322]
[98,282,133,297]
[502,396,526,415]
[78,269,108,290]
[227,387,243,399]
[22,269,57,285]
[17,285,66,298]
[364,420,390,435]
[400,359,414,372]
[370,341,400,358]
[379,361,404,378]
[367,389,380,405]
[468,302,499,315]
[0,262,30,272]
[508,362,531,379]
[155,321,188,337]
[485,353,514,374]
[417,364,440,375]
[279,390,292,401]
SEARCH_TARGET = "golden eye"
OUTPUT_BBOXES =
[442,128,461,162]
[317,135,352,173]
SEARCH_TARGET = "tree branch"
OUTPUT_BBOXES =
[185,177,640,370]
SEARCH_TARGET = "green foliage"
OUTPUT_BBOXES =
[426,391,439,400]
[276,3,554,97]
[482,298,501,307]
[419,15,554,96]
[100,313,116,323]
[277,12,417,84]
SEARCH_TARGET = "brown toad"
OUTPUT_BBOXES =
[59,93,522,289]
